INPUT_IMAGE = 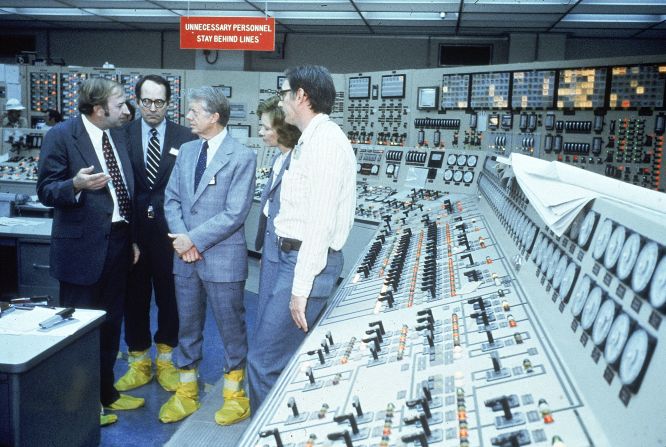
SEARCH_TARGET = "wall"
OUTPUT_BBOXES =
[566,38,666,60]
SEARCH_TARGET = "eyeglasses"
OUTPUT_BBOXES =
[277,89,291,100]
[140,98,167,109]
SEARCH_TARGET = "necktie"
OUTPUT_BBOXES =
[146,128,161,188]
[102,132,131,222]
[194,140,208,191]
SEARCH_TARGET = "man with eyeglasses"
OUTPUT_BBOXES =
[115,75,196,395]
[247,65,356,412]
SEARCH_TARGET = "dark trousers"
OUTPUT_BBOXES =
[59,224,131,407]
[124,219,178,351]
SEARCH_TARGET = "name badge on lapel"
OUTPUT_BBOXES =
[208,176,216,185]
[169,147,179,156]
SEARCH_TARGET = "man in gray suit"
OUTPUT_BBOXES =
[160,86,256,425]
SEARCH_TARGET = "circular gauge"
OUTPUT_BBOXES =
[571,275,592,317]
[463,171,474,183]
[516,216,527,239]
[632,241,659,293]
[649,256,666,310]
[456,154,467,167]
[453,170,464,182]
[552,256,569,290]
[559,263,578,301]
[604,225,626,270]
[370,164,379,175]
[443,169,454,181]
[541,242,555,270]
[604,313,631,365]
[531,234,544,262]
[581,286,603,331]
[357,163,362,173]
[546,250,561,281]
[592,299,616,346]
[447,154,457,166]
[467,155,478,167]
[617,233,641,281]
[578,210,598,248]
[592,219,614,260]
[619,329,649,387]
[568,211,586,242]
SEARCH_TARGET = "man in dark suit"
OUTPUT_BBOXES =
[37,78,144,427]
[160,86,256,425]
[115,75,196,394]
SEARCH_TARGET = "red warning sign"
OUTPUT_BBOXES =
[180,17,275,51]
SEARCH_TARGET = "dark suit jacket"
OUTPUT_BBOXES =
[255,151,291,262]
[37,116,135,285]
[125,119,195,241]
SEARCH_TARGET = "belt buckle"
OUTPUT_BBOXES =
[147,205,155,219]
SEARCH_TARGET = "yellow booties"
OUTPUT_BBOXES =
[156,344,180,392]
[214,369,251,426]
[100,405,118,427]
[107,393,145,411]
[159,369,200,423]
[115,349,153,391]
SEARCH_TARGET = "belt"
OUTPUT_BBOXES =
[111,221,129,230]
[279,237,339,254]
[279,237,302,252]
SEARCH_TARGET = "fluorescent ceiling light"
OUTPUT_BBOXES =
[563,13,665,22]
[363,12,449,20]
[578,0,666,5]
[2,8,91,16]
[84,9,178,17]
[464,0,570,3]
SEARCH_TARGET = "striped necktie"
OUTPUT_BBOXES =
[146,128,160,188]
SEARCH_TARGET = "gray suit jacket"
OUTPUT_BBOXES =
[164,133,256,282]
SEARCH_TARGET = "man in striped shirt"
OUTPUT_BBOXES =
[247,65,356,412]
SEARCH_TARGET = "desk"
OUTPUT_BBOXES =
[0,217,57,302]
[0,309,105,447]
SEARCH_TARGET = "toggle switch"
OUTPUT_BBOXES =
[334,413,360,435]
[401,431,429,447]
[287,397,300,417]
[259,428,284,447]
[327,430,354,447]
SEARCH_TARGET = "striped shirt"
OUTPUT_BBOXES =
[274,113,356,297]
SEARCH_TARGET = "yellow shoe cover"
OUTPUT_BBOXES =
[156,344,179,392]
[115,350,153,391]
[159,370,200,423]
[100,406,118,426]
[107,393,145,411]
[214,369,251,425]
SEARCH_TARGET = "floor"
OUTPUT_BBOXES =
[99,257,261,447]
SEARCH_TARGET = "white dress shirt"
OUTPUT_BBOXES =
[274,113,356,297]
[200,127,227,167]
[81,114,130,223]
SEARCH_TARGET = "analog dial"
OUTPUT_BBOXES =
[571,275,592,317]
[581,286,603,331]
[632,241,658,293]
[453,170,464,182]
[443,169,454,181]
[467,155,478,167]
[559,263,578,302]
[603,225,626,270]
[648,256,666,310]
[592,299,616,346]
[604,313,631,364]
[619,329,649,387]
[592,218,613,260]
[617,233,641,281]
[577,210,597,248]
[552,256,569,290]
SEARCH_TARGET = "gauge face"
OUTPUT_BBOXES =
[546,250,561,281]
[552,256,569,290]
[559,263,578,301]
[467,155,478,167]
[649,256,666,310]
[531,234,544,262]
[581,286,603,331]
[604,225,626,270]
[617,233,641,281]
[456,154,467,166]
[632,241,659,293]
[571,275,592,317]
[463,171,474,183]
[578,210,597,248]
[453,170,464,182]
[568,211,585,242]
[604,313,631,364]
[370,164,379,175]
[541,242,555,270]
[619,329,649,387]
[447,154,457,166]
[357,163,362,173]
[592,218,614,260]
[592,299,616,346]
[443,169,454,181]
[525,225,537,251]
